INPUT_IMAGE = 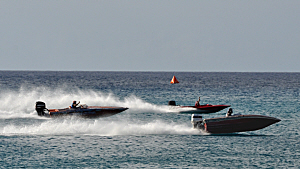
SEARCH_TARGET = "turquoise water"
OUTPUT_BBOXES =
[0,71,299,168]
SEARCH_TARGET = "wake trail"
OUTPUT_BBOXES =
[0,87,200,136]
[0,118,201,136]
[0,87,174,119]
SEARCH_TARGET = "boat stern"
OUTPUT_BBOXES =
[191,114,204,129]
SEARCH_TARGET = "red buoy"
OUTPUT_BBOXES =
[170,76,179,84]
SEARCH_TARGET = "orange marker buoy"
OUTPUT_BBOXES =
[170,76,179,84]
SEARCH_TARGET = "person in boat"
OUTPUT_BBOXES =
[195,97,200,106]
[71,101,80,108]
[226,108,233,117]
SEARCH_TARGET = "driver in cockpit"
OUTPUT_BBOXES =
[226,108,233,117]
[195,97,200,106]
[71,101,80,108]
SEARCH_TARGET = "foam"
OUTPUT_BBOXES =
[0,118,200,136]
[0,87,201,136]
[0,86,171,119]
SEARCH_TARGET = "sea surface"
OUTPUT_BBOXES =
[0,71,299,168]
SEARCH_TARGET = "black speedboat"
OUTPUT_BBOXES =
[35,101,128,118]
[191,114,280,134]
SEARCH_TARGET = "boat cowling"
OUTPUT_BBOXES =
[168,100,176,106]
[35,101,46,116]
[191,114,203,129]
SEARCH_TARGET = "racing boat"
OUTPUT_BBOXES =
[191,114,280,134]
[168,100,230,114]
[35,101,128,118]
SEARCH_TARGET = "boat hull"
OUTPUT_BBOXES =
[174,105,230,114]
[43,106,128,118]
[202,115,280,134]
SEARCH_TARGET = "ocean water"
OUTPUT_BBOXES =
[0,71,299,168]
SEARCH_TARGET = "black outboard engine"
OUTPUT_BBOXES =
[35,101,46,116]
[168,100,176,106]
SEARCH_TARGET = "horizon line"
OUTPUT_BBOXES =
[0,69,299,73]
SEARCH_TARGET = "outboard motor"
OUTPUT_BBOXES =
[168,100,176,106]
[35,101,46,116]
[191,114,203,129]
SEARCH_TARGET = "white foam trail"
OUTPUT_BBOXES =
[0,86,199,136]
[167,106,198,113]
[0,118,201,136]
[0,86,172,119]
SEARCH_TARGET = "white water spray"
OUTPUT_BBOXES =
[0,87,200,136]
[0,86,172,119]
